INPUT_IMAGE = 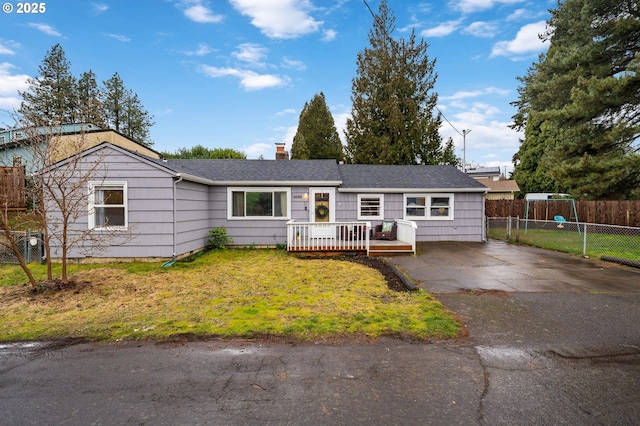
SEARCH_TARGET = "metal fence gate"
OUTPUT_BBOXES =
[0,230,43,264]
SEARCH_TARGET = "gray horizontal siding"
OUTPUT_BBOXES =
[49,146,177,259]
[175,180,211,255]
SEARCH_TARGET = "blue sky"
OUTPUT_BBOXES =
[0,0,553,172]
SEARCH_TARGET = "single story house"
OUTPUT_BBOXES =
[44,142,488,260]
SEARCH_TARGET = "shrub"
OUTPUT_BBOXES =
[207,227,233,249]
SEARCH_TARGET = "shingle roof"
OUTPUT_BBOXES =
[153,158,342,183]
[338,164,488,190]
[476,178,520,192]
[142,151,485,190]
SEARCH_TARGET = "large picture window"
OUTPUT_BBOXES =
[228,188,290,219]
[88,181,128,229]
[404,194,454,220]
[357,194,384,220]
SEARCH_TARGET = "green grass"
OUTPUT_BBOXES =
[0,249,461,342]
[487,227,640,260]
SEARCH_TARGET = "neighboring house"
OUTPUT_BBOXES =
[0,124,160,210]
[466,166,501,180]
[0,124,160,169]
[44,142,488,260]
[477,178,520,200]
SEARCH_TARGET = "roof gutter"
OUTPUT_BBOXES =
[338,187,489,193]
[215,180,343,186]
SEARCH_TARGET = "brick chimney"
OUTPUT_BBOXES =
[275,142,289,160]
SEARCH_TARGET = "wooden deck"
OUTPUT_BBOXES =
[288,238,414,256]
[286,220,417,256]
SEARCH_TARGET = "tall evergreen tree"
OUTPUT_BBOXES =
[19,43,76,125]
[511,0,640,199]
[344,0,442,165]
[291,93,343,160]
[76,70,105,127]
[103,72,154,147]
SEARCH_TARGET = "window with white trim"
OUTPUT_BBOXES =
[404,194,454,220]
[228,188,290,219]
[357,194,384,220]
[88,181,128,229]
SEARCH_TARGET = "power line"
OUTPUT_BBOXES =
[361,1,468,140]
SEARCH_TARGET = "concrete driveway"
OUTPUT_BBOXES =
[1,240,639,425]
[388,240,640,294]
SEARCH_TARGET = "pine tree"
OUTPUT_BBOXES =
[291,93,343,160]
[511,0,640,199]
[103,72,155,147]
[76,70,105,127]
[344,0,442,165]
[19,43,77,125]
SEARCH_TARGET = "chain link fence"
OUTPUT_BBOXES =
[487,217,640,264]
[0,230,44,264]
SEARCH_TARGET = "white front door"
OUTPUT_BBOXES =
[309,188,335,238]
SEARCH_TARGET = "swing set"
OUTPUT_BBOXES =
[524,193,581,235]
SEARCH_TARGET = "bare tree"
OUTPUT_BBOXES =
[2,117,134,285]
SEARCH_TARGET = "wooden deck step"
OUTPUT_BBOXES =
[369,243,414,256]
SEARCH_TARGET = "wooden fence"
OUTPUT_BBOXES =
[0,166,26,210]
[486,199,640,228]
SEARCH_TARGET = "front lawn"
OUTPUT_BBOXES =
[0,249,461,342]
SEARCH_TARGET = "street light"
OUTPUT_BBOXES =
[462,129,471,173]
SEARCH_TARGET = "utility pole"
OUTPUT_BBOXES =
[462,129,471,173]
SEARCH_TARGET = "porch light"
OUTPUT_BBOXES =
[302,192,309,201]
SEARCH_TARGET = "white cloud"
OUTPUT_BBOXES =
[421,20,462,38]
[229,0,322,39]
[281,57,306,71]
[184,43,214,56]
[441,87,510,102]
[197,65,288,91]
[453,0,525,14]
[232,43,268,66]
[104,33,131,42]
[93,3,108,14]
[0,62,29,110]
[322,29,337,42]
[491,21,548,58]
[27,23,61,36]
[180,1,223,24]
[506,8,528,21]
[275,108,296,116]
[243,142,272,159]
[463,21,498,38]
[0,42,16,55]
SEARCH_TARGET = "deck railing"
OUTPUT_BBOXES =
[287,219,418,255]
[287,221,371,254]
[395,219,418,254]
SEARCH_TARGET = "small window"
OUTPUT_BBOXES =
[88,182,127,229]
[357,194,384,220]
[228,188,290,219]
[404,194,453,220]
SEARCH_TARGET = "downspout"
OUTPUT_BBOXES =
[163,174,182,268]
[172,174,183,257]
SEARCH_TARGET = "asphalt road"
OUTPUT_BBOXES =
[1,240,639,425]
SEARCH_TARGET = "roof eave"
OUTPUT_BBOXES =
[338,187,489,193]
[214,180,342,186]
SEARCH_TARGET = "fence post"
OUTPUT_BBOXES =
[507,216,511,240]
[515,216,520,242]
[583,223,587,257]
